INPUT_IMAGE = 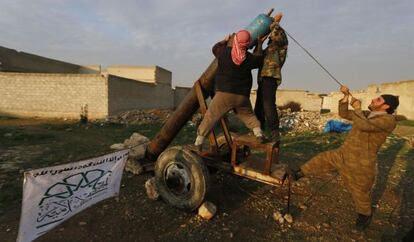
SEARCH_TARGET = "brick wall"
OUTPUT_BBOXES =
[0,73,108,118]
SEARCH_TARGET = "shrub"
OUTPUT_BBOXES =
[320,109,331,114]
[279,101,302,112]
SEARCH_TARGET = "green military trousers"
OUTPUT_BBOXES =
[300,148,376,216]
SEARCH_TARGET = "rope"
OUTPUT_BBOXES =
[287,175,292,213]
[285,30,412,146]
[302,173,339,207]
[285,30,343,86]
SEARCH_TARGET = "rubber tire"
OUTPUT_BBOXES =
[155,146,210,212]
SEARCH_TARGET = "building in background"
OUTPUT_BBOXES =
[322,80,414,120]
[0,46,190,119]
[1,46,412,120]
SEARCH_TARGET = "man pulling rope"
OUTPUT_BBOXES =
[287,85,399,231]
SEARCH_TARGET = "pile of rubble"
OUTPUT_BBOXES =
[107,108,350,134]
[108,109,173,124]
[279,109,348,133]
[110,132,150,175]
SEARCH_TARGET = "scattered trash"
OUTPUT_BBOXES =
[110,143,125,150]
[323,120,352,133]
[108,109,172,125]
[198,201,217,220]
[279,109,348,133]
[273,211,294,224]
[111,132,150,175]
[284,214,293,224]
[123,133,150,149]
[145,177,159,200]
[299,203,308,211]
[273,211,283,221]
[125,160,144,175]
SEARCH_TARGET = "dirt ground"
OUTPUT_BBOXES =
[0,117,413,242]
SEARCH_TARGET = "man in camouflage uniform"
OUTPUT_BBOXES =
[288,85,400,231]
[254,13,288,142]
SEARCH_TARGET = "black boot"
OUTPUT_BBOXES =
[270,129,281,148]
[270,129,281,143]
[355,213,372,231]
[285,167,304,181]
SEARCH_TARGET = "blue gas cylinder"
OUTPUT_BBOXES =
[245,13,273,47]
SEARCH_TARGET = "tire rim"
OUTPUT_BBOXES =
[164,162,192,196]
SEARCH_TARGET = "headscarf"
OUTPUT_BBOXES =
[231,30,251,65]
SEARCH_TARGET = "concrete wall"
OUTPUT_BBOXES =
[0,73,108,118]
[322,80,414,120]
[0,46,84,73]
[0,46,183,118]
[106,65,172,85]
[79,65,101,74]
[107,75,174,115]
[0,70,181,119]
[174,86,191,109]
[250,89,323,111]
[322,90,369,112]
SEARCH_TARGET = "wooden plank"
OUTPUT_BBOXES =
[200,151,286,187]
[231,141,237,167]
[236,157,287,182]
[264,145,273,175]
[232,165,285,186]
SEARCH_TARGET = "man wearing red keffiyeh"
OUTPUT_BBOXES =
[194,31,268,149]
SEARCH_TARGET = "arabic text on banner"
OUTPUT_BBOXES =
[17,149,129,242]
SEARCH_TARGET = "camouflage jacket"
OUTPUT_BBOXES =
[260,22,288,84]
[338,101,396,163]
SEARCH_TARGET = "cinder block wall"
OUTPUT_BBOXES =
[322,90,369,112]
[0,46,83,73]
[322,80,414,120]
[106,65,172,85]
[173,86,191,109]
[107,75,174,115]
[0,73,108,118]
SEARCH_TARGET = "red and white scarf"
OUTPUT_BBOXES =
[231,30,251,65]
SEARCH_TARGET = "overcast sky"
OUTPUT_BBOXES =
[1,0,413,93]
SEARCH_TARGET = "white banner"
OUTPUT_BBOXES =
[17,149,129,242]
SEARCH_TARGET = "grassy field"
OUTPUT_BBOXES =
[0,118,200,210]
[0,117,413,241]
